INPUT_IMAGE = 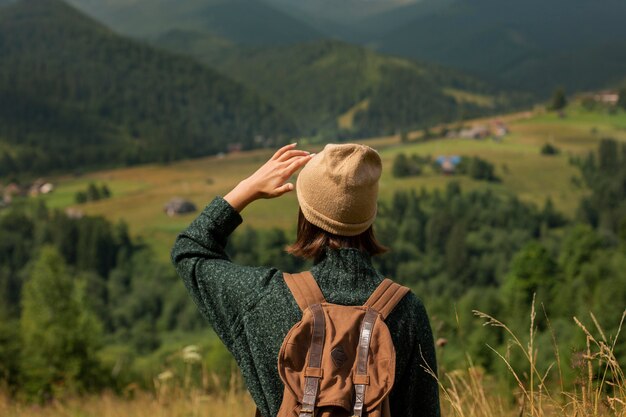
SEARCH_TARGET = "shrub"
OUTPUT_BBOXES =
[541,143,560,155]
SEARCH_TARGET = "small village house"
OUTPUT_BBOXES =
[164,198,197,217]
[29,178,55,197]
[593,90,619,106]
[436,155,462,175]
[459,125,491,139]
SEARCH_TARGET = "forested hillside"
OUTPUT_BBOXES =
[0,0,294,177]
[156,34,524,137]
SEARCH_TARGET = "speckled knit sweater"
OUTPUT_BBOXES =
[171,196,440,417]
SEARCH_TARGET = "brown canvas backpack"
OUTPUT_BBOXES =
[271,271,410,417]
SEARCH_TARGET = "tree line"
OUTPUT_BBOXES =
[0,200,207,399]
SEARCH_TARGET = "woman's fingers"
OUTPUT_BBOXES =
[277,149,310,162]
[285,153,315,175]
[272,143,298,160]
[273,182,295,196]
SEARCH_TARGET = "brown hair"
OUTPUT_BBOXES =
[286,209,388,261]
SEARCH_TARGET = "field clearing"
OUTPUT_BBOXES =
[36,108,626,262]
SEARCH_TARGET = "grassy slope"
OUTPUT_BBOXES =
[33,107,626,262]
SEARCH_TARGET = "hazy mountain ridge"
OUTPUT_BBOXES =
[370,0,626,92]
[0,0,295,176]
[65,0,323,44]
[156,32,525,137]
[64,0,626,94]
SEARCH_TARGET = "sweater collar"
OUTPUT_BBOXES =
[315,244,373,266]
[311,247,380,287]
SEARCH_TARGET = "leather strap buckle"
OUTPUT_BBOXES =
[299,405,314,417]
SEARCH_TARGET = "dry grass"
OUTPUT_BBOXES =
[0,371,257,417]
[429,296,626,417]
[0,390,256,417]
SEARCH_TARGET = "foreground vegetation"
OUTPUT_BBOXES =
[2,129,625,396]
[1,305,623,417]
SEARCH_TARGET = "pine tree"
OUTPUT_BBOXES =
[445,222,469,281]
[100,184,111,199]
[502,242,557,307]
[598,138,618,173]
[20,247,103,399]
[86,183,101,201]
[549,87,567,111]
[392,153,410,177]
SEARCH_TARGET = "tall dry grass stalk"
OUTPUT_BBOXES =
[425,295,626,417]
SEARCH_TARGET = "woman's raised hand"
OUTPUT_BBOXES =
[224,143,315,212]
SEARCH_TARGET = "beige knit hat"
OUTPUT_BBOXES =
[296,143,382,236]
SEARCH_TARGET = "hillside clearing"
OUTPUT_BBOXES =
[35,108,626,261]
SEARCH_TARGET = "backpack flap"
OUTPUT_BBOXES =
[278,304,396,414]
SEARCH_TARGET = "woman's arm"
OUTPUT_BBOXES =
[170,144,314,345]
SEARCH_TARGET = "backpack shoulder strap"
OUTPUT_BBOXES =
[364,278,410,320]
[283,271,326,312]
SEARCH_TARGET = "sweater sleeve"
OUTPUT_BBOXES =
[391,299,441,417]
[170,196,278,348]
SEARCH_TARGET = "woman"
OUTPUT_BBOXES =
[171,143,440,417]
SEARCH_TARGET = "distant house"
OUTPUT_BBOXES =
[28,179,55,197]
[436,155,462,175]
[2,182,24,204]
[228,143,243,153]
[40,183,54,194]
[594,91,619,106]
[492,120,509,138]
[164,198,197,217]
[459,125,491,139]
[581,90,620,107]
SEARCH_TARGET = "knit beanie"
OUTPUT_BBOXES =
[296,143,382,236]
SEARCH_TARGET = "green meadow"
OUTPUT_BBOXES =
[37,107,626,261]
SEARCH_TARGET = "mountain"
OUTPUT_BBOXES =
[156,32,526,137]
[65,0,323,44]
[262,0,455,41]
[64,0,626,96]
[0,0,294,177]
[349,0,455,40]
[264,0,420,24]
[370,0,626,93]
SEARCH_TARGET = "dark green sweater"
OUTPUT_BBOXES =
[171,196,440,417]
